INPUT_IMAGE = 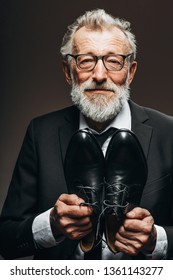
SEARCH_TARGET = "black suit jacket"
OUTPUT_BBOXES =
[1,100,173,259]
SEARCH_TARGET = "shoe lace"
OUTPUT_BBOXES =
[79,182,141,251]
[76,183,103,212]
[102,182,129,221]
[78,182,129,242]
[91,182,129,246]
[75,183,104,241]
[104,182,129,207]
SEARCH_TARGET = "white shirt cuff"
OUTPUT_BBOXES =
[32,208,64,248]
[144,225,168,259]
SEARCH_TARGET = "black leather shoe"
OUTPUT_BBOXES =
[64,129,105,253]
[104,129,148,253]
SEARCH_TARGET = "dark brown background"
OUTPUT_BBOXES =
[0,0,173,213]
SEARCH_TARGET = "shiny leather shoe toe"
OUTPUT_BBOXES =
[104,129,148,253]
[64,129,105,253]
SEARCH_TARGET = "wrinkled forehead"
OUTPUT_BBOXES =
[72,26,131,54]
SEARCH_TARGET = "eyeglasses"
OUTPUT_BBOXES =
[64,53,133,71]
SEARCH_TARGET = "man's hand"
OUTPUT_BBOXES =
[50,193,93,240]
[114,207,157,255]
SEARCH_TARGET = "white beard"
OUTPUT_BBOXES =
[70,77,130,123]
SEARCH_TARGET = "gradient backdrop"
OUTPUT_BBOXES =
[0,0,173,216]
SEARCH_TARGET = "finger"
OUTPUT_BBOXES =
[126,207,151,219]
[59,216,92,228]
[66,227,93,240]
[117,225,149,245]
[58,193,85,206]
[116,230,143,248]
[115,239,140,256]
[57,201,93,218]
[122,216,154,234]
[118,224,140,239]
[65,222,92,233]
[60,220,93,240]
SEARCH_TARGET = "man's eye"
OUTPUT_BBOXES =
[79,56,94,63]
[81,59,93,63]
[107,58,121,64]
[78,57,95,68]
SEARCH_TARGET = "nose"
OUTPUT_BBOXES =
[92,59,108,83]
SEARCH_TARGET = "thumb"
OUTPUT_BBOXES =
[126,207,150,219]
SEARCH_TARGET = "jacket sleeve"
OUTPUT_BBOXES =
[0,121,39,259]
[164,227,173,259]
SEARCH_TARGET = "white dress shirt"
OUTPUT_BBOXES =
[32,101,168,259]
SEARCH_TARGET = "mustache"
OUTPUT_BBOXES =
[83,82,117,92]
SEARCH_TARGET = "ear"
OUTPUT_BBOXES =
[128,61,137,85]
[63,60,72,86]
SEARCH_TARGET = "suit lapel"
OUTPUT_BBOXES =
[129,100,153,159]
[59,106,79,162]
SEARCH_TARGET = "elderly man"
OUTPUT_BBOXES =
[0,9,173,260]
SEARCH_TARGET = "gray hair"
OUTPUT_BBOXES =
[60,9,137,59]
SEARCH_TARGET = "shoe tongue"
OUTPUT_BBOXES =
[94,127,117,147]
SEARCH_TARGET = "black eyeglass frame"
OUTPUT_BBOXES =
[64,53,134,71]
